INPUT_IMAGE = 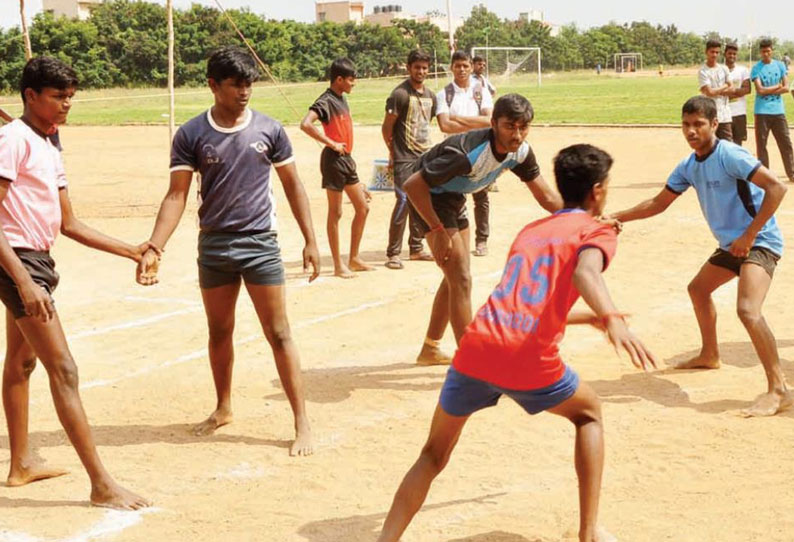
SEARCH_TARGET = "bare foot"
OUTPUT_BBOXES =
[192,408,233,436]
[594,526,617,542]
[290,422,314,457]
[740,390,793,417]
[416,344,452,366]
[334,264,356,279]
[349,257,376,272]
[6,461,68,487]
[566,526,617,542]
[673,354,721,370]
[91,481,151,511]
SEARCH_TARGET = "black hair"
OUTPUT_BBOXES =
[206,46,259,83]
[759,38,774,49]
[705,39,722,50]
[20,56,78,104]
[450,50,471,64]
[407,50,431,66]
[725,42,739,52]
[492,93,534,123]
[553,144,613,206]
[682,95,717,122]
[472,55,485,63]
[329,57,357,82]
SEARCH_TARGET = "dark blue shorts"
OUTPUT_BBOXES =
[439,365,580,417]
[197,231,285,289]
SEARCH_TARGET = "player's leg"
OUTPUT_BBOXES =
[472,190,489,257]
[444,225,472,344]
[377,404,469,542]
[15,315,149,509]
[245,282,312,456]
[344,182,374,272]
[193,281,242,435]
[4,309,67,486]
[768,115,794,181]
[547,382,610,542]
[736,259,792,417]
[326,188,354,278]
[754,114,771,168]
[677,257,736,369]
[386,163,411,269]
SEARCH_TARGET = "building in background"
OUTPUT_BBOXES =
[364,5,463,34]
[519,8,560,37]
[43,0,103,20]
[315,0,365,24]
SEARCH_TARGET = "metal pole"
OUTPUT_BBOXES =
[446,0,454,52]
[19,0,32,60]
[538,49,541,87]
[167,0,175,141]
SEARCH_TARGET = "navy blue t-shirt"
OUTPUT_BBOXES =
[170,109,294,233]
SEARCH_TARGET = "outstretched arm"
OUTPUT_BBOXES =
[525,173,563,213]
[573,247,657,370]
[611,186,678,223]
[729,165,787,257]
[0,108,12,123]
[275,162,320,282]
[59,187,155,262]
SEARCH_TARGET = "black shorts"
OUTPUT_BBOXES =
[731,115,747,142]
[0,249,59,319]
[708,246,779,278]
[716,122,733,141]
[409,191,469,235]
[320,148,359,191]
[198,231,285,289]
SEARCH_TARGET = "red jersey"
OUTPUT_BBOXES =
[453,209,617,390]
[309,88,354,153]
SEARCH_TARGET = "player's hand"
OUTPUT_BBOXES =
[303,242,321,282]
[19,279,55,323]
[136,247,161,286]
[427,228,453,268]
[330,141,347,155]
[132,241,162,263]
[597,215,623,234]
[387,152,394,170]
[604,317,658,371]
[729,233,754,258]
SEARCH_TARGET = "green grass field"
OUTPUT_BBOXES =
[1,70,792,126]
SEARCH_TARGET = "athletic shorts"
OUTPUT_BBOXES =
[320,147,359,191]
[716,122,733,141]
[439,365,580,417]
[731,114,747,143]
[0,249,59,319]
[708,246,779,278]
[410,191,469,235]
[198,231,285,289]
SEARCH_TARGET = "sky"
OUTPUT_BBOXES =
[3,0,793,42]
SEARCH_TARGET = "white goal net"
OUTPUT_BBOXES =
[471,47,542,87]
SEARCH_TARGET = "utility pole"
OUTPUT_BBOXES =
[19,0,32,60]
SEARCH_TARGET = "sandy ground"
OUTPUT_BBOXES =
[1,124,794,542]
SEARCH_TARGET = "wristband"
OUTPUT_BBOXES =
[429,222,445,234]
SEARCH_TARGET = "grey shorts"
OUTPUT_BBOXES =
[708,246,780,278]
[198,231,285,289]
[0,249,59,319]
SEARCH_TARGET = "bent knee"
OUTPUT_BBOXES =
[4,355,37,380]
[737,304,763,326]
[265,325,293,349]
[419,445,451,474]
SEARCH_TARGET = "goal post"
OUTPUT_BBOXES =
[613,52,643,73]
[471,46,542,87]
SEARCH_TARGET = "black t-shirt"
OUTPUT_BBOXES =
[385,79,436,163]
[309,88,354,152]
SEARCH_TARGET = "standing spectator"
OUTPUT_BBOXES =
[698,39,733,140]
[382,50,435,270]
[724,43,752,146]
[436,51,495,257]
[471,56,496,97]
[751,39,794,182]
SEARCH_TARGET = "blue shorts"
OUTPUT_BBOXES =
[439,365,580,417]
[197,231,285,289]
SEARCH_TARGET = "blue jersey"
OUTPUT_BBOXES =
[750,60,788,115]
[416,128,540,194]
[666,139,783,256]
[170,109,293,233]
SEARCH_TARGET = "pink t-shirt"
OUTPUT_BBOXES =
[0,119,67,251]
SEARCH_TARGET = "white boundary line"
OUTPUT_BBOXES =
[0,508,159,542]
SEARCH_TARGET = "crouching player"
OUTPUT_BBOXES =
[377,144,657,542]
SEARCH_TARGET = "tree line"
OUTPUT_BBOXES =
[0,1,791,92]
